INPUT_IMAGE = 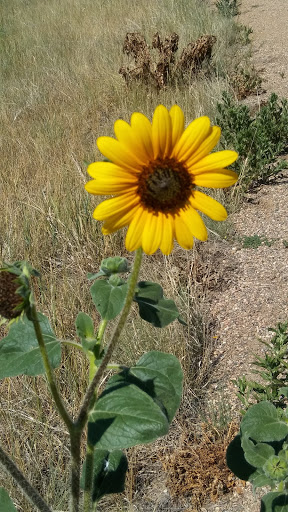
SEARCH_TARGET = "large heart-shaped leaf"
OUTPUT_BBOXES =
[0,313,61,379]
[88,351,182,450]
[126,351,183,423]
[241,402,288,442]
[88,382,169,450]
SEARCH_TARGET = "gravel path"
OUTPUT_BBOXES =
[239,0,288,98]
[201,1,288,510]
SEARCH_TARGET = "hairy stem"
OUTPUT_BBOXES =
[83,443,94,512]
[31,304,74,431]
[31,304,81,512]
[0,445,52,512]
[70,429,82,512]
[83,317,109,511]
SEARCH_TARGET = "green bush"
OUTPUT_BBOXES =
[216,92,288,191]
[216,0,240,17]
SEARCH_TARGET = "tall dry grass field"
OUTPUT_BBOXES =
[1,0,242,509]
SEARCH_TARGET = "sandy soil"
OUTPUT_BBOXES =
[200,1,288,510]
[239,0,288,99]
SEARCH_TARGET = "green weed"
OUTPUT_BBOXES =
[216,0,240,18]
[241,234,275,249]
[216,92,288,192]
[234,322,288,411]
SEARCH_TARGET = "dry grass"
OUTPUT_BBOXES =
[0,0,246,509]
[162,421,239,510]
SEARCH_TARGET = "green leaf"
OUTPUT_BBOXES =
[88,382,169,450]
[260,492,288,511]
[134,281,181,328]
[0,313,61,379]
[90,279,128,320]
[249,468,275,489]
[241,435,275,468]
[88,351,182,450]
[87,270,107,280]
[241,402,288,442]
[226,434,256,481]
[126,351,183,423]
[81,449,128,502]
[0,488,17,511]
[76,312,94,340]
[263,455,288,481]
[75,312,96,351]
[135,281,163,302]
[100,257,130,276]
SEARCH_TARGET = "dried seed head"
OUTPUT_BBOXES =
[0,270,23,319]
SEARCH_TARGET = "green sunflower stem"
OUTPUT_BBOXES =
[96,317,108,344]
[31,304,82,512]
[75,247,143,431]
[87,318,108,385]
[30,304,74,431]
[83,443,94,512]
[0,445,52,512]
[88,351,97,385]
[83,319,109,511]
[69,429,82,512]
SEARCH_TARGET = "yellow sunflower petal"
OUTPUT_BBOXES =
[141,213,163,254]
[87,161,139,178]
[101,205,140,234]
[125,207,148,252]
[159,214,174,255]
[190,190,227,220]
[130,112,153,161]
[152,105,172,159]
[85,163,138,195]
[169,105,185,148]
[174,214,194,250]
[97,137,143,171]
[172,116,211,163]
[114,119,151,164]
[86,179,137,195]
[93,192,140,221]
[180,207,208,241]
[191,150,238,173]
[193,168,238,188]
[186,126,221,167]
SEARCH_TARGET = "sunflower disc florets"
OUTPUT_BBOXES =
[0,262,39,321]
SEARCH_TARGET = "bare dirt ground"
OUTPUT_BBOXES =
[200,1,288,510]
[239,0,288,99]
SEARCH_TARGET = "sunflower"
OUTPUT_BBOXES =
[85,105,238,255]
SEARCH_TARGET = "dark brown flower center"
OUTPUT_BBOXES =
[0,271,22,319]
[137,158,193,213]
